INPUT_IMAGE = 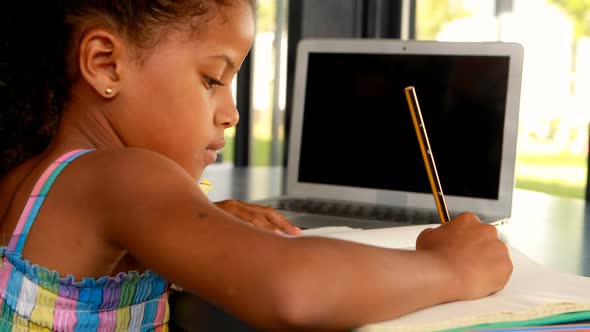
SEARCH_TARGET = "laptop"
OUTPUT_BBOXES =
[255,39,524,230]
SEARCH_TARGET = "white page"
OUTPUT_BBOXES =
[301,224,437,249]
[302,225,590,331]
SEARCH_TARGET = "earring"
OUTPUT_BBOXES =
[104,88,113,96]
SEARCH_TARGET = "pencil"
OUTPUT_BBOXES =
[404,86,450,224]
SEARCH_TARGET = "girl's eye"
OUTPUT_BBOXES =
[204,77,224,90]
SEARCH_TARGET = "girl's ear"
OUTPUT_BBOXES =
[78,29,124,99]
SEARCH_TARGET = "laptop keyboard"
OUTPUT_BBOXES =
[263,198,441,225]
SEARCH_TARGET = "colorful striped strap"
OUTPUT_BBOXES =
[9,149,93,253]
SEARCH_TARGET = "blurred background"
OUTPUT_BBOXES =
[220,0,590,200]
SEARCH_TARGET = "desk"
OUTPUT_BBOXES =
[171,165,590,331]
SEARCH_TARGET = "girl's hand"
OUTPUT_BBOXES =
[214,200,302,235]
[415,212,513,301]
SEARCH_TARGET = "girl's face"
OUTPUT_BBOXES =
[110,1,254,179]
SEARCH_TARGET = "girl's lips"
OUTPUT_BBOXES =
[207,140,225,151]
[204,140,225,164]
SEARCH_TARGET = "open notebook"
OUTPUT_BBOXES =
[256,39,524,230]
[302,226,590,332]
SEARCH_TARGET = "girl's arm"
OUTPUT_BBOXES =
[94,149,511,332]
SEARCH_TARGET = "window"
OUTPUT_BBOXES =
[220,0,288,166]
[416,0,590,199]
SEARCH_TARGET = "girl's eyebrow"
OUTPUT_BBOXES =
[209,54,236,70]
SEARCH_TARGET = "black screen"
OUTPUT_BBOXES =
[298,52,510,199]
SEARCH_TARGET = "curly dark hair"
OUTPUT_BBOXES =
[0,0,254,176]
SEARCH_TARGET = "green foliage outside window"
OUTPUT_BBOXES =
[416,0,471,40]
[548,0,590,40]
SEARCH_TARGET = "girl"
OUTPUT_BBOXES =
[0,1,512,331]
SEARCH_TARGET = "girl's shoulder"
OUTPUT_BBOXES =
[52,148,208,226]
[76,147,189,180]
[52,147,214,256]
[67,147,204,211]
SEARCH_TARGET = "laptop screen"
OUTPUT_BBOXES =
[298,52,510,200]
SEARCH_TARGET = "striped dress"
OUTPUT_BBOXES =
[0,150,170,331]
